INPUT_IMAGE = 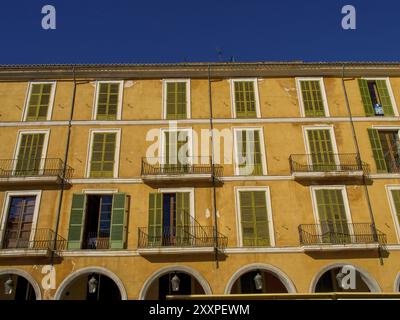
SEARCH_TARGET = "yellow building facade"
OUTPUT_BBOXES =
[0,62,400,300]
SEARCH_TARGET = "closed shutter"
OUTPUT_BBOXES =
[26,83,53,121]
[67,194,86,249]
[164,131,189,172]
[15,133,45,174]
[367,128,388,173]
[166,82,187,119]
[96,82,120,120]
[300,80,325,117]
[176,192,191,245]
[238,130,263,175]
[391,190,400,226]
[307,129,336,170]
[239,191,270,247]
[358,79,374,116]
[234,81,257,118]
[90,133,116,177]
[148,193,162,246]
[315,189,350,243]
[376,80,394,116]
[110,193,129,249]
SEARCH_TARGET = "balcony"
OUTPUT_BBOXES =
[298,223,386,251]
[138,226,228,255]
[0,228,67,258]
[289,153,369,183]
[0,158,74,186]
[141,157,223,185]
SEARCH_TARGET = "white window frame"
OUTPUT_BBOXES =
[92,80,124,120]
[233,127,267,176]
[86,129,121,178]
[12,129,50,173]
[362,77,399,116]
[162,79,191,119]
[310,185,354,237]
[302,125,340,166]
[22,81,57,121]
[296,77,330,117]
[160,127,193,164]
[157,187,195,223]
[0,190,42,249]
[385,185,400,243]
[235,186,275,247]
[230,78,261,118]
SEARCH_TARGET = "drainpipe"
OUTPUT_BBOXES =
[341,64,382,264]
[208,64,219,268]
[51,66,77,264]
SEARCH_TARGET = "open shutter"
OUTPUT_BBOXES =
[176,192,191,245]
[358,79,374,116]
[67,194,86,249]
[110,193,129,249]
[148,193,162,246]
[368,128,388,173]
[376,80,394,116]
[391,190,400,223]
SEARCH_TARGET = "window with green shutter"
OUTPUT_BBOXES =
[148,193,163,246]
[96,82,121,120]
[164,130,190,172]
[110,193,129,249]
[165,81,188,119]
[15,133,45,175]
[299,80,326,117]
[236,130,264,176]
[239,190,270,247]
[25,83,53,121]
[358,79,394,116]
[314,189,350,244]
[390,189,400,231]
[367,129,388,173]
[307,129,336,171]
[67,194,86,249]
[89,132,117,177]
[234,81,257,118]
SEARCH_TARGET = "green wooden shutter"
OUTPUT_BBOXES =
[110,193,129,249]
[96,82,120,120]
[26,83,53,121]
[234,81,257,118]
[67,194,86,249]
[239,191,270,247]
[391,190,400,226]
[300,80,325,117]
[358,79,374,116]
[166,82,187,119]
[315,189,350,244]
[367,128,388,173]
[90,133,116,177]
[376,80,394,116]
[307,129,336,170]
[176,192,191,246]
[148,193,163,246]
[15,133,45,175]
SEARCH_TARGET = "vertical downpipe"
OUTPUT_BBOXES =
[341,64,383,264]
[51,67,77,264]
[208,64,219,268]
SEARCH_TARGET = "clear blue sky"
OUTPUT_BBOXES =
[0,0,399,64]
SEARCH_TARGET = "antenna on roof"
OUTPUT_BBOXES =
[216,47,223,61]
[230,56,236,62]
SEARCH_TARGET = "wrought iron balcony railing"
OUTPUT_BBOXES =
[138,226,228,249]
[1,228,67,254]
[81,231,111,249]
[141,157,223,177]
[289,153,369,174]
[0,158,73,180]
[298,223,387,246]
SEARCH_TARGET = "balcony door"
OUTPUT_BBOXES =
[15,133,45,176]
[314,189,351,244]
[162,130,190,173]
[379,130,400,173]
[2,196,36,249]
[306,129,337,171]
[148,192,191,246]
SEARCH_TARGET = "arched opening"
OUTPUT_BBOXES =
[230,270,289,294]
[0,274,36,300]
[313,265,379,293]
[59,273,122,300]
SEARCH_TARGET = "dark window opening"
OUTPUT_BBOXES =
[158,272,192,300]
[86,274,121,301]
[82,195,113,249]
[367,80,384,116]
[162,193,177,245]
